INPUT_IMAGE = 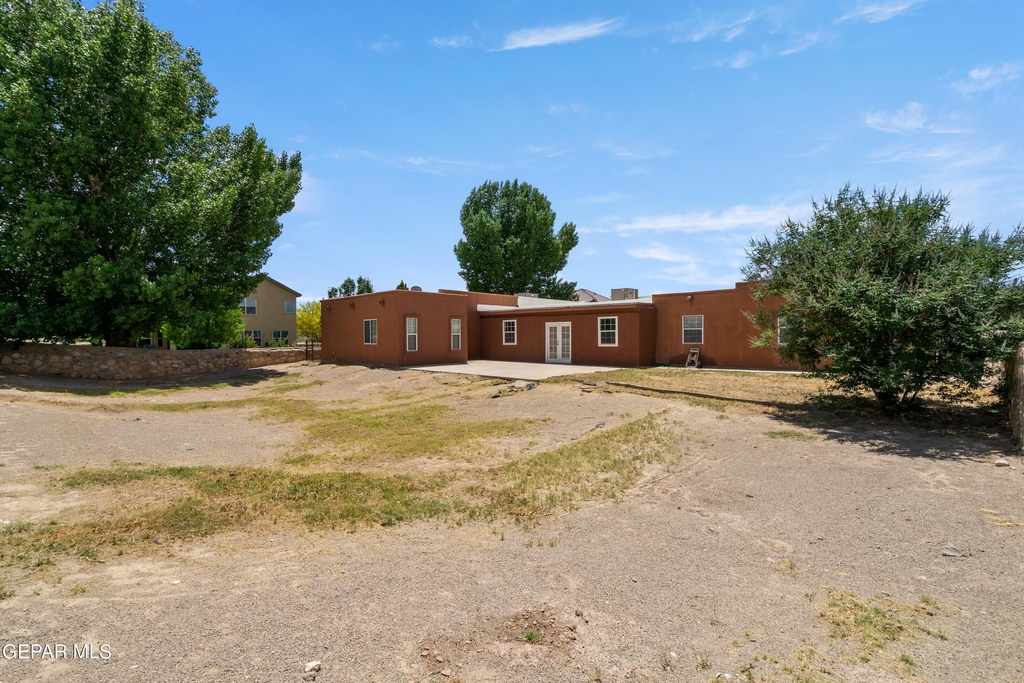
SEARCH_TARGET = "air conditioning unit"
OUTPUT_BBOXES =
[611,288,638,301]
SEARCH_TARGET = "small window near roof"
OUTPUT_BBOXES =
[598,317,618,346]
[503,320,517,345]
[240,298,256,315]
[284,300,295,313]
[683,315,704,344]
[363,319,377,345]
[451,318,462,351]
[406,318,418,352]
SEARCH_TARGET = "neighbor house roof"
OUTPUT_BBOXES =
[573,288,610,303]
[262,275,301,297]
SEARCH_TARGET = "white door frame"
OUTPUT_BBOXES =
[545,322,571,364]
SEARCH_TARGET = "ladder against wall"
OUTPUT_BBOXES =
[685,348,701,368]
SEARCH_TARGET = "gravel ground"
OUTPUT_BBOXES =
[1,364,1022,682]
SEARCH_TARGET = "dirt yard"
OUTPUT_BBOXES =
[0,362,1021,682]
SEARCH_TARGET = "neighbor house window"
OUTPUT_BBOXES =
[777,315,788,347]
[284,300,295,313]
[363,319,377,345]
[503,320,517,345]
[451,318,462,351]
[240,298,257,315]
[598,317,618,346]
[406,318,418,352]
[246,330,262,346]
[273,330,289,342]
[683,315,704,344]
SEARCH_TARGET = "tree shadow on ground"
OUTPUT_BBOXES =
[764,393,1013,463]
[0,367,291,396]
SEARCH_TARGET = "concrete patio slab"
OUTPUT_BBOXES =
[407,360,623,381]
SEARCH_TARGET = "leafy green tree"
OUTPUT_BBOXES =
[162,307,244,350]
[0,0,301,346]
[356,276,373,294]
[328,278,355,298]
[395,280,409,290]
[744,186,1024,412]
[454,180,579,299]
[296,301,321,343]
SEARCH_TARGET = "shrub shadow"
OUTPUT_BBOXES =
[0,367,291,396]
[765,393,1012,462]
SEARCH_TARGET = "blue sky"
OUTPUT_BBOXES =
[143,1,1024,301]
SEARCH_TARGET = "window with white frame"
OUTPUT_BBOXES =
[598,317,618,346]
[363,319,377,345]
[406,318,418,352]
[272,330,289,342]
[777,315,788,347]
[246,330,262,345]
[284,300,295,313]
[683,315,704,344]
[240,298,256,315]
[451,318,462,351]
[503,320,517,345]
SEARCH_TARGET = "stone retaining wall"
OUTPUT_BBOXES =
[0,343,307,381]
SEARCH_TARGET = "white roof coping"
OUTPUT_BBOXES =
[477,295,652,313]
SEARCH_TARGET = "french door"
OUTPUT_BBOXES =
[545,322,571,364]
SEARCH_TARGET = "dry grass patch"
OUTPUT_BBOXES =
[565,368,822,404]
[764,429,818,441]
[474,413,673,517]
[981,508,1024,527]
[299,403,530,461]
[819,588,946,662]
[0,415,673,575]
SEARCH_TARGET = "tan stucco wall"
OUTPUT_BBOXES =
[242,278,299,346]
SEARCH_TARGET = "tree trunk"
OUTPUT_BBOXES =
[871,388,898,413]
[103,327,135,348]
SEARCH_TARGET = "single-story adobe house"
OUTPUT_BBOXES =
[320,282,796,370]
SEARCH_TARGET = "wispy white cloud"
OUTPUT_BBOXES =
[289,134,309,143]
[626,242,739,285]
[779,32,824,56]
[952,62,1023,94]
[329,148,484,176]
[368,36,400,52]
[870,143,1006,168]
[864,102,926,133]
[615,202,805,234]
[689,11,757,42]
[431,35,473,49]
[839,0,927,23]
[501,18,623,50]
[575,192,625,204]
[797,139,833,157]
[728,51,756,69]
[545,103,588,115]
[600,143,675,160]
[523,145,568,158]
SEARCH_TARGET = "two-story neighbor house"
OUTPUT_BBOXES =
[240,276,301,347]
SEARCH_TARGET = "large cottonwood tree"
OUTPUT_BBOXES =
[454,180,579,300]
[0,0,301,346]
